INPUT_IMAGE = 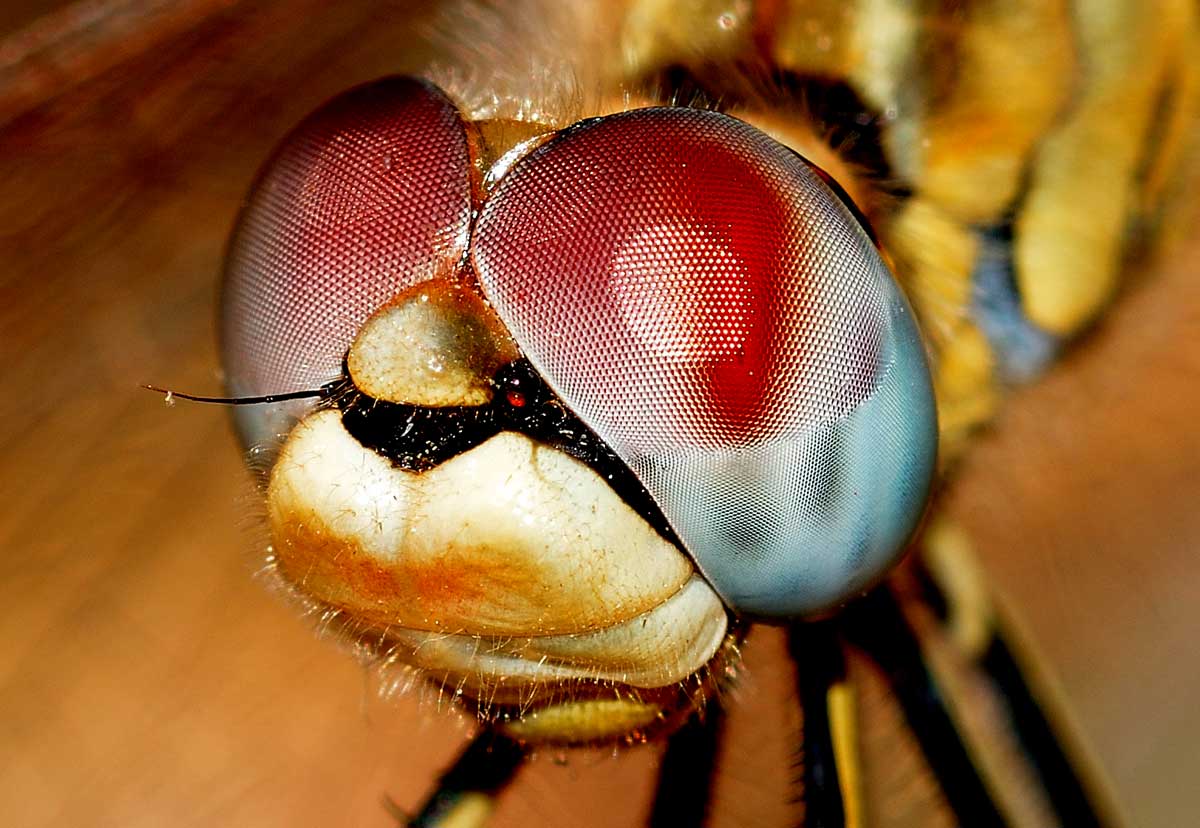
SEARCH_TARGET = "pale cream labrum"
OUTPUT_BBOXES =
[268,409,726,687]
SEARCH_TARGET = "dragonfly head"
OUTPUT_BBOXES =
[220,76,937,742]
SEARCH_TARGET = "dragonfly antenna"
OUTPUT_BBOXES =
[143,385,328,406]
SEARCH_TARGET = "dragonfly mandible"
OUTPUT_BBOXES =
[203,1,1200,825]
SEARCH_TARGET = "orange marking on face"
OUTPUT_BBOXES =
[272,512,584,635]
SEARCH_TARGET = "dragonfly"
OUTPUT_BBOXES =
[194,1,1199,826]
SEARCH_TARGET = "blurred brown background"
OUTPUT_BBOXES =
[1,2,1197,826]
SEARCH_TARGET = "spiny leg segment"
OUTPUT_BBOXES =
[789,618,863,828]
[842,587,1008,827]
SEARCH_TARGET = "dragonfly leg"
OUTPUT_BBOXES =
[401,729,528,828]
[917,520,1125,827]
[842,586,1008,828]
[788,619,863,828]
[648,698,726,828]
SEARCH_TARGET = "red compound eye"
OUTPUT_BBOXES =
[473,108,935,617]
[472,108,885,455]
[221,76,473,449]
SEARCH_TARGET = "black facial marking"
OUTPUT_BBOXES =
[334,358,683,546]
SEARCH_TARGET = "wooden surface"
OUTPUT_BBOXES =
[1,2,1197,826]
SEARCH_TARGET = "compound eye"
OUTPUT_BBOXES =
[221,77,473,452]
[473,108,937,617]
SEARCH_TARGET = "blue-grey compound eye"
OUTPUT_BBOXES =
[471,107,938,618]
